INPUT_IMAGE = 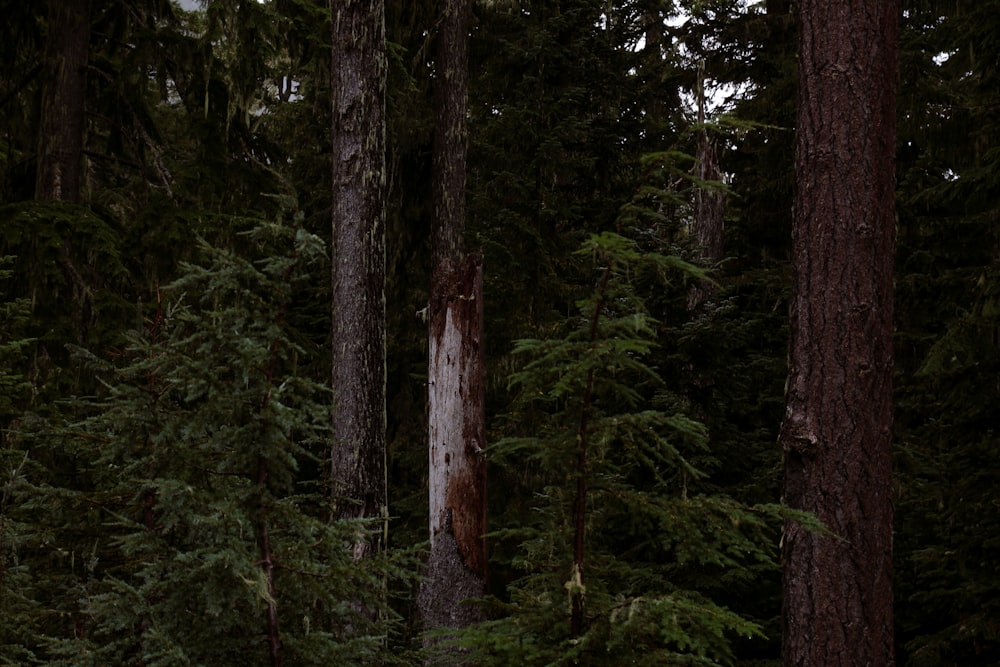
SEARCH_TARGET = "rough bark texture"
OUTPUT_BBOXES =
[419,254,488,632]
[688,59,725,310]
[430,0,470,268]
[419,0,487,638]
[35,0,91,202]
[779,1,898,665]
[329,0,387,556]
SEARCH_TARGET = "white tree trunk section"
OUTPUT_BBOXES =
[420,254,487,633]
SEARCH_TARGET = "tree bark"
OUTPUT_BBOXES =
[430,0,470,268]
[329,0,388,558]
[688,59,725,310]
[420,253,488,632]
[35,0,91,203]
[419,0,488,639]
[779,1,898,665]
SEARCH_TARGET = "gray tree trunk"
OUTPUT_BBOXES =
[329,0,388,558]
[779,0,898,664]
[688,60,725,310]
[420,253,487,632]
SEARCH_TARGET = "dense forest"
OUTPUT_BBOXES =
[0,0,997,665]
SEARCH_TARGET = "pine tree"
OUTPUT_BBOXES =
[0,255,39,663]
[8,222,399,665]
[448,230,811,666]
[893,0,1000,663]
[34,0,90,203]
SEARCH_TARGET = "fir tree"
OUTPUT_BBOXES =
[9,221,404,665]
[445,231,812,666]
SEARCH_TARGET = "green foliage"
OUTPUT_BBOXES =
[2,0,998,662]
[4,223,406,665]
[0,256,43,664]
[447,232,799,666]
[0,201,129,349]
[892,1,1000,664]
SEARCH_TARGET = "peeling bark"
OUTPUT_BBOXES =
[419,253,487,633]
[779,1,898,664]
[419,0,487,642]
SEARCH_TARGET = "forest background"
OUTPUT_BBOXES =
[0,0,997,665]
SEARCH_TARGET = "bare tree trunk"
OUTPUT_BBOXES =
[688,59,725,310]
[329,0,388,558]
[418,0,488,641]
[35,0,91,203]
[779,1,898,665]
[430,0,470,267]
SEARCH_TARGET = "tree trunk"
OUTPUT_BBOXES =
[430,0,470,267]
[329,0,388,558]
[35,0,91,203]
[779,1,898,665]
[688,59,725,310]
[419,0,488,639]
[420,253,488,632]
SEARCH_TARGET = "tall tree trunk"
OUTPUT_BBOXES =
[418,0,488,639]
[35,0,91,203]
[329,0,388,559]
[688,59,725,310]
[34,0,94,340]
[430,0,470,266]
[779,1,898,665]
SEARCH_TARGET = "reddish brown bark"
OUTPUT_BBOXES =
[779,1,898,665]
[35,0,91,203]
[329,0,387,555]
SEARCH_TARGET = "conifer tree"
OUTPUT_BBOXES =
[7,222,396,665]
[0,256,38,663]
[450,230,810,666]
[893,0,1000,662]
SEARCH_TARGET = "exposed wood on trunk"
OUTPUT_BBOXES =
[329,0,388,558]
[419,0,487,644]
[35,0,91,203]
[779,1,898,664]
[419,253,488,633]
